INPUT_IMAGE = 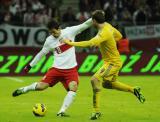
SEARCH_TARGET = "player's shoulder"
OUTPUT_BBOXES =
[104,23,113,30]
[98,23,113,39]
[105,22,113,27]
[44,35,51,43]
[61,27,75,36]
[44,35,56,45]
[46,35,55,42]
[62,27,73,33]
[102,23,114,33]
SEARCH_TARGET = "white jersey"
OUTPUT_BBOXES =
[30,19,92,69]
[41,29,77,69]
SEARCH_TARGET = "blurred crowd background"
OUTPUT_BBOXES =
[1,0,160,26]
[0,0,160,53]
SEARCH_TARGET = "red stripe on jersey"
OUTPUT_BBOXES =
[55,44,72,54]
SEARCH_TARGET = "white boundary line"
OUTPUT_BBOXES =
[5,77,24,82]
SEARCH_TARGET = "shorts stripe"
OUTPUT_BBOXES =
[102,64,112,78]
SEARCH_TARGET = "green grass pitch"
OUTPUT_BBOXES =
[0,76,160,122]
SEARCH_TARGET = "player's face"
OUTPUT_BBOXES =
[49,28,61,38]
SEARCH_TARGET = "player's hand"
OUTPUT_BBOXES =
[24,65,32,73]
[63,39,72,45]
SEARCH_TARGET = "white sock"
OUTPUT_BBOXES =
[21,82,38,93]
[58,91,76,113]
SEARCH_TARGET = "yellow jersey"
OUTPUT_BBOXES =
[97,23,122,66]
[65,22,123,66]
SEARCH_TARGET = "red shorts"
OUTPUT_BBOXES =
[41,67,79,91]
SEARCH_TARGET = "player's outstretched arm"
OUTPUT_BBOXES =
[69,18,92,36]
[77,18,92,31]
[30,50,47,67]
[64,35,105,47]
[64,39,93,47]
[24,50,47,73]
[24,40,50,73]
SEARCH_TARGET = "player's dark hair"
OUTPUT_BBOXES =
[92,10,105,24]
[47,19,60,30]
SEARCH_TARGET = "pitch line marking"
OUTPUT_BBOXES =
[5,77,24,82]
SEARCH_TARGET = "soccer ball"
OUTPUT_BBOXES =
[32,103,47,116]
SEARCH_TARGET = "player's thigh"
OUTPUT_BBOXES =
[94,63,120,82]
[92,64,111,90]
[62,69,79,91]
[93,63,111,81]
[103,66,120,81]
[41,67,60,87]
[102,72,119,89]
[110,71,119,82]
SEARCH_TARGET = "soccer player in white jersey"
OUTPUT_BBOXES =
[12,19,92,116]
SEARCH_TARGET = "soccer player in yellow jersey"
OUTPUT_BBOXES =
[64,10,145,120]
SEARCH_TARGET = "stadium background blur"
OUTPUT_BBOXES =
[1,0,160,26]
[0,0,160,122]
[1,0,160,52]
[1,0,160,51]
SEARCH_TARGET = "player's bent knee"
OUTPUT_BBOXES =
[91,77,101,90]
[102,81,113,89]
[36,82,49,90]
[91,77,98,86]
[69,81,78,92]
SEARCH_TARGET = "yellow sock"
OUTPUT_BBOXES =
[112,81,134,93]
[93,91,100,112]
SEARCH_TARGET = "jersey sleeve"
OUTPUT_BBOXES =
[41,40,50,54]
[65,28,112,47]
[67,18,92,36]
[30,40,50,67]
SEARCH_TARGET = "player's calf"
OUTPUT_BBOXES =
[12,82,49,97]
[91,77,101,90]
[36,82,49,90]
